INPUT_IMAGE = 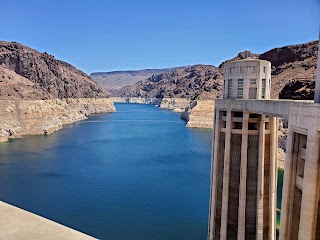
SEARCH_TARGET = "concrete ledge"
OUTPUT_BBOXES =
[215,99,314,117]
[0,201,95,240]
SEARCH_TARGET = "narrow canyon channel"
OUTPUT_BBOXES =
[0,103,213,240]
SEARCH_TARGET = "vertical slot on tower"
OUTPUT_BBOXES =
[226,133,242,239]
[245,134,259,239]
[215,120,226,239]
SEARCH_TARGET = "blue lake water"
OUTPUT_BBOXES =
[0,103,213,240]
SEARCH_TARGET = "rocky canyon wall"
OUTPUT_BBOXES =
[181,100,215,129]
[0,98,115,143]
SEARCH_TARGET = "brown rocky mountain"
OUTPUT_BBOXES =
[90,66,188,93]
[0,41,108,100]
[113,40,318,100]
[279,79,315,100]
[260,40,318,99]
[115,65,223,100]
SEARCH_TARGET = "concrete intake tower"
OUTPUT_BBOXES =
[208,57,278,240]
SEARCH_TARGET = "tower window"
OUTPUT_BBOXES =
[261,79,266,99]
[237,79,243,98]
[228,79,233,98]
[250,79,256,85]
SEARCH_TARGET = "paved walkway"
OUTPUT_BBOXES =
[0,201,95,240]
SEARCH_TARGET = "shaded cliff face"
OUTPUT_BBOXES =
[90,66,188,93]
[113,40,318,100]
[259,40,318,99]
[114,65,223,100]
[279,79,315,100]
[0,41,108,99]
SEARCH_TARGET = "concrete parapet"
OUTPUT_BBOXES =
[0,201,95,240]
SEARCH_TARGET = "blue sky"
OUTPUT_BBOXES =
[0,0,319,73]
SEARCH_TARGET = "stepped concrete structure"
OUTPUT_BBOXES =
[208,41,320,240]
[208,57,278,240]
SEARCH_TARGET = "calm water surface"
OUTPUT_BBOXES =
[0,103,212,240]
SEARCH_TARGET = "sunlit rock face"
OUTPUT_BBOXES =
[181,100,215,129]
[0,98,115,142]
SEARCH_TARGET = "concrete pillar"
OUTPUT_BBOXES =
[220,110,232,239]
[314,35,320,103]
[256,114,266,239]
[237,111,249,240]
[298,135,320,240]
[269,117,278,240]
[208,110,221,240]
[279,129,301,240]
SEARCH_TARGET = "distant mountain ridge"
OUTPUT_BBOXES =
[90,66,188,93]
[91,67,189,76]
[0,40,108,100]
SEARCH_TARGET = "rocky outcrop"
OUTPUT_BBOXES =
[0,98,115,142]
[181,100,215,129]
[158,98,190,111]
[260,40,318,99]
[0,41,108,99]
[279,79,315,100]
